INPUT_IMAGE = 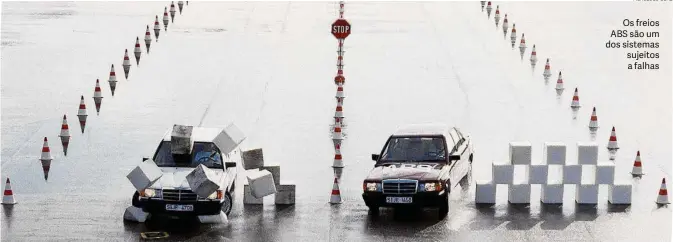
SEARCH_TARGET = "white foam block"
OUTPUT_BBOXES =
[577,142,599,165]
[246,169,276,198]
[123,206,150,222]
[126,159,163,192]
[241,148,264,170]
[475,180,496,204]
[576,184,599,204]
[215,123,247,155]
[596,162,615,185]
[275,183,296,205]
[186,164,221,198]
[243,184,263,204]
[508,184,531,204]
[492,163,514,184]
[198,211,228,224]
[547,165,564,184]
[608,183,632,204]
[529,165,548,184]
[541,184,564,204]
[262,165,281,186]
[509,142,532,165]
[171,124,194,155]
[563,165,582,184]
[544,142,566,165]
[581,165,597,185]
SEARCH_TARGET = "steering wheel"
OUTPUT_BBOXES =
[197,153,219,165]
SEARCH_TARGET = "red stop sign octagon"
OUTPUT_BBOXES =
[332,19,351,39]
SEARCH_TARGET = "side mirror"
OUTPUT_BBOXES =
[371,154,380,161]
[448,155,461,161]
[225,162,237,169]
[142,157,149,162]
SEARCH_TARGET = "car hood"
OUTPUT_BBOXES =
[149,167,224,189]
[365,163,445,181]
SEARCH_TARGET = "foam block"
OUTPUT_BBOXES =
[581,165,597,185]
[509,142,532,165]
[186,164,221,198]
[123,206,150,222]
[475,180,496,204]
[608,183,632,204]
[275,183,296,205]
[241,148,264,170]
[214,123,246,155]
[243,184,263,204]
[262,165,281,185]
[492,163,514,184]
[576,184,599,204]
[541,184,564,204]
[246,169,276,198]
[596,162,615,185]
[577,142,599,165]
[563,165,582,184]
[126,159,163,192]
[171,124,194,155]
[197,211,228,224]
[508,183,531,204]
[544,142,566,165]
[529,165,548,184]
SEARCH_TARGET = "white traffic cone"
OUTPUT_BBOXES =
[519,33,526,54]
[555,71,564,91]
[333,144,344,168]
[59,115,70,156]
[40,137,52,180]
[332,121,344,147]
[486,1,492,17]
[93,79,103,115]
[570,88,580,108]
[144,25,152,52]
[178,1,184,14]
[657,178,670,205]
[502,14,508,35]
[494,6,500,26]
[631,151,644,177]
[589,107,598,130]
[170,2,176,23]
[108,64,117,96]
[530,44,538,66]
[607,126,619,151]
[330,177,342,204]
[163,7,169,31]
[134,37,142,65]
[77,95,88,133]
[543,58,551,80]
[122,49,131,79]
[510,24,517,48]
[2,178,17,205]
[154,16,161,41]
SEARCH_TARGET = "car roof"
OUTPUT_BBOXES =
[161,127,224,143]
[392,123,453,136]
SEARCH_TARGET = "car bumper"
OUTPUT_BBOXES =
[139,199,223,216]
[362,191,446,208]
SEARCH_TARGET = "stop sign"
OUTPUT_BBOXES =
[332,19,351,39]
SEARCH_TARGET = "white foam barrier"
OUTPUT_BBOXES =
[508,183,531,204]
[541,184,564,204]
[509,142,532,165]
[246,169,276,199]
[608,183,632,204]
[186,164,221,198]
[544,142,566,165]
[123,206,150,222]
[529,165,548,184]
[198,211,228,224]
[576,184,599,204]
[262,164,281,186]
[596,162,616,185]
[215,123,247,154]
[171,124,194,155]
[126,159,163,192]
[577,142,598,165]
[241,148,264,170]
[492,163,514,184]
[243,184,263,204]
[274,183,296,205]
[563,165,582,184]
[475,180,496,204]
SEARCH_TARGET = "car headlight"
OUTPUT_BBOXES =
[422,182,442,192]
[141,188,161,198]
[208,191,223,200]
[364,182,381,192]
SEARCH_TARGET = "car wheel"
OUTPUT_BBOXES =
[438,193,449,219]
[221,192,233,216]
[132,191,142,208]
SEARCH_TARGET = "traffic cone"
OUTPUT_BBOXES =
[337,55,343,69]
[93,79,103,115]
[570,88,580,108]
[40,137,52,181]
[519,33,526,55]
[170,2,176,23]
[530,44,538,66]
[336,85,345,100]
[631,151,644,177]
[59,115,70,156]
[510,23,517,48]
[186,1,188,6]
[153,15,161,41]
[77,95,88,133]
[588,107,598,130]
[502,14,508,35]
[163,7,169,31]
[494,6,500,26]
[134,37,142,65]
[543,58,551,80]
[334,101,344,123]
[108,64,117,96]
[2,178,16,205]
[657,178,670,205]
[480,1,485,11]
[122,49,131,79]
[332,121,344,147]
[333,144,344,168]
[555,71,564,91]
[607,126,619,151]
[178,1,184,14]
[486,1,492,17]
[144,25,152,53]
[330,177,342,204]
[334,75,345,85]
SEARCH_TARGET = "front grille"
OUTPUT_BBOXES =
[382,179,418,195]
[162,189,198,202]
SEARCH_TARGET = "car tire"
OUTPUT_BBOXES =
[132,191,142,208]
[438,193,449,219]
[221,192,233,216]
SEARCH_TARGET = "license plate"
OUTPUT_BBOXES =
[386,197,413,204]
[165,204,194,211]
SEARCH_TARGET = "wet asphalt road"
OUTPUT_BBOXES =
[1,1,672,241]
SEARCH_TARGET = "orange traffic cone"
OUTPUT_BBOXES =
[178,1,184,14]
[330,177,342,204]
[555,71,564,90]
[163,7,169,31]
[607,126,619,151]
[59,114,70,156]
[530,44,537,66]
[502,14,508,35]
[2,177,16,205]
[40,137,52,180]
[332,121,343,147]
[170,2,176,23]
[333,144,344,168]
[93,79,103,115]
[631,151,644,177]
[570,88,580,108]
[494,6,500,26]
[486,1,492,17]
[108,64,117,96]
[144,25,152,53]
[657,178,670,205]
[134,37,142,65]
[543,58,552,80]
[153,15,161,41]
[589,107,598,130]
[77,95,88,133]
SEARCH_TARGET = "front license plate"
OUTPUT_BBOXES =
[386,197,413,204]
[165,204,194,211]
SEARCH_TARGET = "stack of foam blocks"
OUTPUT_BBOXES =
[476,142,632,205]
[242,148,295,205]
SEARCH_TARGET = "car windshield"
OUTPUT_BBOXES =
[379,136,446,163]
[153,141,224,169]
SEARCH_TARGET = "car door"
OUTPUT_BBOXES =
[448,128,468,186]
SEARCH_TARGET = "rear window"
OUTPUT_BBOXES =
[153,141,223,169]
[379,136,447,163]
